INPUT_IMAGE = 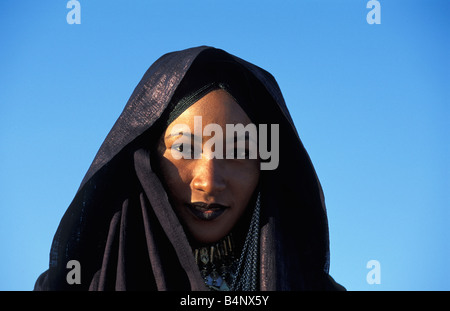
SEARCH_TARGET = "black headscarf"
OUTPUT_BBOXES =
[34,46,344,291]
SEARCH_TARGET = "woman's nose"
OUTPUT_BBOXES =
[191,158,226,196]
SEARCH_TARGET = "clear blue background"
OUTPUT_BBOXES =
[1,0,448,291]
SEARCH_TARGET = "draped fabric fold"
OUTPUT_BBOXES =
[133,148,206,291]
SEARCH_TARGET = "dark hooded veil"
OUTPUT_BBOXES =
[34,46,344,291]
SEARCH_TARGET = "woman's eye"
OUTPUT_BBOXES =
[171,143,195,159]
[172,143,183,153]
[234,148,250,159]
[224,147,250,159]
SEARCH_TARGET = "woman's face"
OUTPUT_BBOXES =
[156,89,260,244]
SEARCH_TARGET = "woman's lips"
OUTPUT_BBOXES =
[187,202,229,221]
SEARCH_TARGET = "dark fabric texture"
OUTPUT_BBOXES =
[34,46,344,291]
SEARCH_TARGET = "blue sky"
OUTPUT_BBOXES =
[0,0,448,290]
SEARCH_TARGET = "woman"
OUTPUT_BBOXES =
[34,46,344,291]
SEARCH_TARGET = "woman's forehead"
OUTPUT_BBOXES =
[167,89,252,127]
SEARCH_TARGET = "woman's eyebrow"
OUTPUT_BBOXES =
[166,129,257,143]
[165,132,195,139]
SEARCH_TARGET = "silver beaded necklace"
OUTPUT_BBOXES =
[231,192,260,291]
